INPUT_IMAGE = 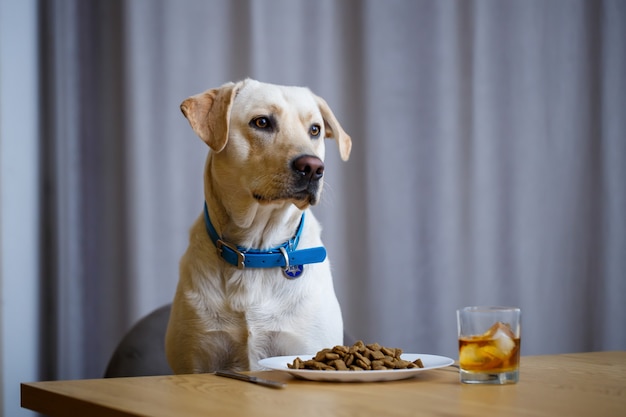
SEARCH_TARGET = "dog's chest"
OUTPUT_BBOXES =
[221,268,306,319]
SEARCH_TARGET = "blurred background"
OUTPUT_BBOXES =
[1,0,624,415]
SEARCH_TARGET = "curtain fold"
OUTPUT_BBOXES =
[41,0,130,379]
[39,0,625,379]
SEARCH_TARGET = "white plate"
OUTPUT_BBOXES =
[258,353,455,382]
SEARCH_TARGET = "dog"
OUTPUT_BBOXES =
[165,79,352,374]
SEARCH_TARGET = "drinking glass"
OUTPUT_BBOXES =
[457,306,521,384]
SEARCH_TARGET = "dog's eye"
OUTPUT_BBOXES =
[251,117,272,130]
[309,124,321,138]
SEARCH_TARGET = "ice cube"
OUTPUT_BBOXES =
[459,343,502,369]
[459,344,483,366]
[487,322,516,357]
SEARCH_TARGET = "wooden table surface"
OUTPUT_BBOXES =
[21,351,626,417]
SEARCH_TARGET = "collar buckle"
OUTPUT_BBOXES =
[216,239,246,269]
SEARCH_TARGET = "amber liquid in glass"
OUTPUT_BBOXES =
[458,322,520,373]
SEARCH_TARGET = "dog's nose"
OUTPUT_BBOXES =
[292,155,324,181]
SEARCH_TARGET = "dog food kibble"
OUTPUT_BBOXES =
[287,340,424,371]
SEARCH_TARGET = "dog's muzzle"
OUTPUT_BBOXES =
[291,155,324,204]
[292,155,324,182]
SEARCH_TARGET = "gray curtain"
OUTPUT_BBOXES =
[40,0,625,380]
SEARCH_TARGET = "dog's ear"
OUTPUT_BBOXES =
[180,82,237,152]
[315,95,352,161]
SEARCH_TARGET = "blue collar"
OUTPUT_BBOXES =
[203,202,326,278]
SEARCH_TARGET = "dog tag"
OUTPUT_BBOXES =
[283,264,304,279]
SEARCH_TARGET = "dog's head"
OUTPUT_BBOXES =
[181,79,351,211]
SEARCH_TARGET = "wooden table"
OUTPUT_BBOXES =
[21,351,625,417]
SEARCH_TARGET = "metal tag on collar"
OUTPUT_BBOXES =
[279,246,303,279]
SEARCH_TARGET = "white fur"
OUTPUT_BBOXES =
[165,79,352,374]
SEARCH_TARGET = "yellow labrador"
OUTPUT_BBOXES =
[166,79,352,374]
